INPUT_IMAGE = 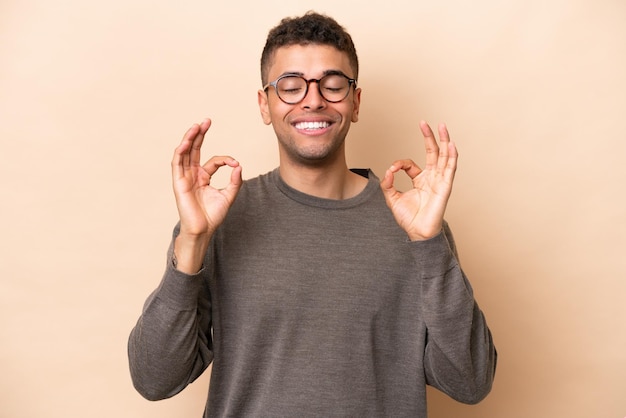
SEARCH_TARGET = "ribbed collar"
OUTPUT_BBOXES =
[270,168,380,209]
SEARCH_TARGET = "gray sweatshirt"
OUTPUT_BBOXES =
[128,168,496,417]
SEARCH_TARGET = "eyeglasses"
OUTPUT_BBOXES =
[263,73,357,105]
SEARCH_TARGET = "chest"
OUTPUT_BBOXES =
[211,205,422,331]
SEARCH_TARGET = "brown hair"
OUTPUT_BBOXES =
[260,11,359,85]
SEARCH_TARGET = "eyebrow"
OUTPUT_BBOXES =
[279,69,352,79]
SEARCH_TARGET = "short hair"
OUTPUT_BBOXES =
[260,11,359,85]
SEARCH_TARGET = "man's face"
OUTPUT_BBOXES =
[258,44,361,167]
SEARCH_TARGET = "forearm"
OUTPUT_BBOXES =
[413,226,496,403]
[128,231,213,400]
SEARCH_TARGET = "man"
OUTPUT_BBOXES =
[129,11,496,417]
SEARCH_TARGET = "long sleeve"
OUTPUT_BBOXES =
[413,223,497,404]
[128,227,214,401]
[127,172,496,415]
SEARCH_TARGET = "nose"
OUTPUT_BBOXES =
[300,80,326,110]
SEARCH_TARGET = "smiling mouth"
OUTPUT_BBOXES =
[294,121,331,130]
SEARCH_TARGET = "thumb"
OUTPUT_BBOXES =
[379,168,400,207]
[221,165,243,204]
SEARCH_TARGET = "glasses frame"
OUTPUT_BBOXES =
[263,72,357,105]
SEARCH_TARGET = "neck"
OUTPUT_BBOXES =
[278,157,367,200]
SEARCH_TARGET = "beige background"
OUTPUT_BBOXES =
[1,0,625,417]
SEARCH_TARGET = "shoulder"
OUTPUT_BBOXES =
[226,169,282,217]
[236,169,278,200]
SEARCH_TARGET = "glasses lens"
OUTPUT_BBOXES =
[274,74,352,104]
[276,76,307,104]
[319,74,350,102]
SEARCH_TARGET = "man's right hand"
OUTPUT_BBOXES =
[171,118,243,274]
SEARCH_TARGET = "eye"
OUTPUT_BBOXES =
[277,77,305,95]
[321,75,348,92]
[282,87,304,94]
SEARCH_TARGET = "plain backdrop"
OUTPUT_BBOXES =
[1,0,625,417]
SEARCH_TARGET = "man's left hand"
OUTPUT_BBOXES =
[380,121,458,241]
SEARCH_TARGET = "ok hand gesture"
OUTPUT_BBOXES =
[171,119,242,272]
[380,121,458,241]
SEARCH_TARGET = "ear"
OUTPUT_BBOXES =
[258,89,272,125]
[351,87,362,123]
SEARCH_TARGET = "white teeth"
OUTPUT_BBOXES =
[294,121,330,130]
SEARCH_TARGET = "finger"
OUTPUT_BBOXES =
[229,164,243,187]
[388,159,422,179]
[380,166,396,191]
[222,165,244,202]
[444,140,458,182]
[379,168,400,207]
[420,121,440,171]
[434,123,458,181]
[189,119,211,169]
[435,123,450,175]
[173,123,202,180]
[201,155,240,177]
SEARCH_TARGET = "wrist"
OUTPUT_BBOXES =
[407,227,442,242]
[173,232,211,274]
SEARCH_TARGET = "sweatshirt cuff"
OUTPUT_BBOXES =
[154,262,206,311]
[408,230,456,278]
